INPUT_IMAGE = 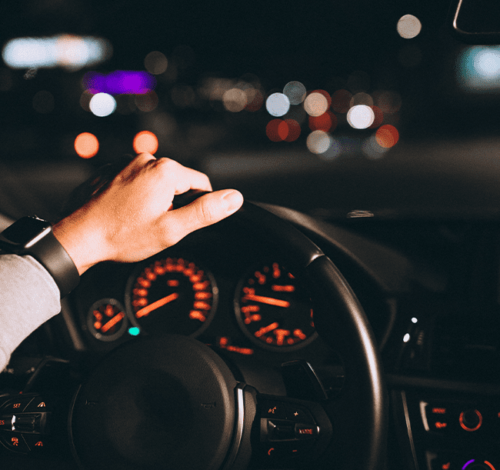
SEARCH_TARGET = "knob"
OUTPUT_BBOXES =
[462,460,496,470]
[459,409,482,432]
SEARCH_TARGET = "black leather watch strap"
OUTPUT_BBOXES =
[26,229,80,298]
[0,217,80,298]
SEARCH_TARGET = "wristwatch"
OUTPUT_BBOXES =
[0,216,80,297]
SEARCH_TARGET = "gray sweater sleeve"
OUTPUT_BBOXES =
[0,254,61,372]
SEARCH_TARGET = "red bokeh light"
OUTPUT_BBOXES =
[309,111,337,132]
[375,125,399,148]
[369,106,384,129]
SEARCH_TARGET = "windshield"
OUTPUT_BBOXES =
[0,0,498,220]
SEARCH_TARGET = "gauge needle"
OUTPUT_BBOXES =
[242,294,290,308]
[255,322,279,337]
[136,292,179,318]
[101,312,125,333]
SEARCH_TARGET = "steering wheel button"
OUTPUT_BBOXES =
[285,403,315,423]
[261,400,287,419]
[0,415,13,430]
[23,433,47,452]
[24,397,50,413]
[1,432,30,452]
[3,397,34,413]
[295,423,319,439]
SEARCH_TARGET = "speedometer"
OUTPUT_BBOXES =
[234,262,317,351]
[125,255,218,337]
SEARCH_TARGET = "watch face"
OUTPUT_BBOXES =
[0,217,51,248]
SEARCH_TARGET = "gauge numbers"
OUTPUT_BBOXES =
[235,262,317,351]
[125,256,218,337]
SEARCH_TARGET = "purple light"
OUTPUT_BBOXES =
[463,460,475,470]
[83,71,156,95]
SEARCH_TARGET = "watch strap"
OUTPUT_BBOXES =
[27,229,80,298]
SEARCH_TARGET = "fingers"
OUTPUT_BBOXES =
[163,189,244,245]
[120,154,212,193]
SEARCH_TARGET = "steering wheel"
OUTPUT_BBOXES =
[0,199,387,470]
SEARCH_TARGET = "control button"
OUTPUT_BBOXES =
[12,414,40,433]
[422,402,450,434]
[295,423,319,439]
[261,400,287,420]
[24,398,50,413]
[459,410,483,432]
[0,415,13,430]
[1,432,30,452]
[23,434,48,452]
[285,403,315,423]
[1,397,34,413]
[267,420,295,440]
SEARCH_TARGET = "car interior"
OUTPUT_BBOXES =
[1,0,500,469]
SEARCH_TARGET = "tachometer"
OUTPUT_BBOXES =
[125,256,218,337]
[234,262,317,351]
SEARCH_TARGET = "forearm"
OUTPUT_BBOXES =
[0,255,61,371]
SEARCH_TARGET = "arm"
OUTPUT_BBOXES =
[0,154,243,370]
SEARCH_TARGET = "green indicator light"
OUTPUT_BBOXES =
[128,327,140,336]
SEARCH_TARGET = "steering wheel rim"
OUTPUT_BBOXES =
[69,199,387,470]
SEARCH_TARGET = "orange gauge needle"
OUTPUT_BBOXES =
[136,292,179,318]
[255,322,279,337]
[242,294,290,308]
[101,312,125,333]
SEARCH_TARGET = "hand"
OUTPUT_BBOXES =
[53,154,244,274]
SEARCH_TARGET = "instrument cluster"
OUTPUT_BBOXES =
[70,226,322,358]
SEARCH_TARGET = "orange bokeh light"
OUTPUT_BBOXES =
[74,132,99,158]
[375,125,399,148]
[133,131,159,154]
[309,111,337,132]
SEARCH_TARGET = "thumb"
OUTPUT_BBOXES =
[165,189,244,242]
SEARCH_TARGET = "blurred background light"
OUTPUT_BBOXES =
[319,137,343,161]
[244,88,263,111]
[223,88,247,112]
[282,119,301,142]
[133,131,158,154]
[266,119,286,142]
[372,90,402,114]
[306,130,331,154]
[369,106,384,128]
[74,132,99,158]
[266,93,290,117]
[283,81,306,105]
[458,47,500,91]
[362,135,389,159]
[144,51,168,75]
[135,91,159,112]
[2,35,111,70]
[83,71,156,95]
[347,105,375,129]
[375,124,399,148]
[350,92,373,107]
[304,92,329,117]
[397,14,422,39]
[32,90,54,114]
[309,111,337,132]
[89,93,117,117]
[331,89,353,113]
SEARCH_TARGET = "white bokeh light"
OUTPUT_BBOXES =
[306,130,331,154]
[89,93,117,117]
[347,105,375,129]
[266,93,290,117]
[474,49,500,78]
[283,81,306,105]
[397,14,422,39]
